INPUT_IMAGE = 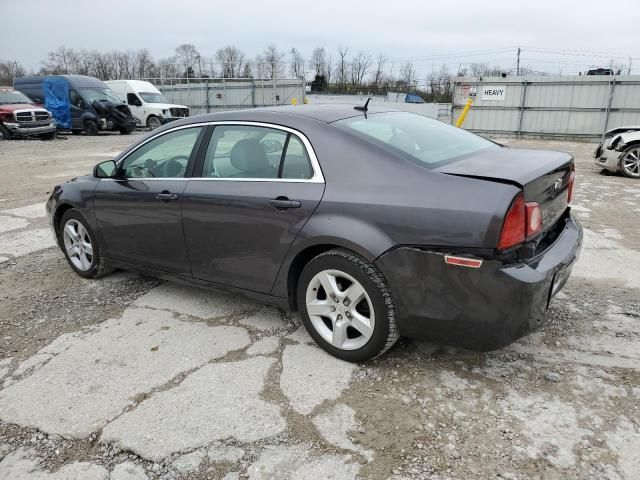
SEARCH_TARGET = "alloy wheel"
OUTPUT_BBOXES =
[622,147,640,178]
[62,219,94,271]
[305,269,375,350]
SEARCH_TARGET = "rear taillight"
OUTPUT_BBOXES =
[498,194,526,250]
[498,193,542,250]
[567,164,576,203]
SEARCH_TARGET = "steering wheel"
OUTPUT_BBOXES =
[163,155,189,177]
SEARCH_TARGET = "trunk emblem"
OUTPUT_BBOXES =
[554,178,563,191]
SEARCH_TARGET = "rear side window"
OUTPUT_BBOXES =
[335,112,497,168]
[202,125,313,180]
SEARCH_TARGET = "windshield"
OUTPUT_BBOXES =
[335,112,498,168]
[139,92,168,104]
[79,87,123,104]
[0,90,33,105]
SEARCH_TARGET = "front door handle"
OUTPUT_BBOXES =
[155,191,178,202]
[269,197,301,210]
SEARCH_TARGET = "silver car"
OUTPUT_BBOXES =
[594,126,640,178]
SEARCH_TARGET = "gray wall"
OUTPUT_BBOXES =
[452,76,640,140]
[147,79,306,115]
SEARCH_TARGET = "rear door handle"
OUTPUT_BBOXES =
[269,197,301,210]
[155,192,178,202]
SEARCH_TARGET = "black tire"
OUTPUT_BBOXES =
[40,131,57,140]
[0,124,12,140]
[619,145,640,179]
[58,209,113,279]
[297,248,399,362]
[146,116,162,130]
[118,125,134,135]
[84,120,99,136]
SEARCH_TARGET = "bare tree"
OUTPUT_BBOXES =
[257,45,284,79]
[289,48,304,79]
[42,46,75,74]
[215,45,245,78]
[336,45,350,87]
[0,60,26,85]
[309,47,326,78]
[175,44,200,77]
[371,53,387,88]
[350,51,372,87]
[325,54,333,85]
[241,63,253,78]
[398,62,416,90]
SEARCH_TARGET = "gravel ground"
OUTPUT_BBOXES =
[0,133,639,480]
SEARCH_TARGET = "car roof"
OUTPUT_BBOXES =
[192,104,404,125]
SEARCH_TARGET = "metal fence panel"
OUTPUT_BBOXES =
[452,76,640,140]
[143,78,306,115]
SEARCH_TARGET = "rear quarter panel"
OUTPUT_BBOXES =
[270,124,520,298]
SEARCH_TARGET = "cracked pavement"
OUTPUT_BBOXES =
[0,135,639,479]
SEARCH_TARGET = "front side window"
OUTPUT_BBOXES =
[127,93,142,106]
[335,112,498,168]
[121,127,203,178]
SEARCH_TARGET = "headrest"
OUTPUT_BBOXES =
[229,139,269,173]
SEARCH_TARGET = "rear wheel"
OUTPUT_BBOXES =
[620,145,640,178]
[147,116,162,130]
[59,209,113,279]
[84,120,99,136]
[118,125,134,134]
[297,248,399,362]
[0,124,12,140]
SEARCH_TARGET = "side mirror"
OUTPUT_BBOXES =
[94,160,118,178]
[262,139,284,154]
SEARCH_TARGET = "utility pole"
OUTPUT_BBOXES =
[516,47,521,76]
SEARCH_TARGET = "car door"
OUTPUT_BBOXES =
[182,123,325,293]
[126,92,144,125]
[68,89,84,130]
[94,125,206,275]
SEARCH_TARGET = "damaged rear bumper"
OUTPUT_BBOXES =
[375,213,583,350]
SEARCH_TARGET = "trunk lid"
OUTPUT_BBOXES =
[435,147,573,236]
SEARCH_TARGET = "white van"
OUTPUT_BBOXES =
[104,80,189,130]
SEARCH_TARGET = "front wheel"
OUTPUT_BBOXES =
[59,209,113,279]
[620,145,640,178]
[0,124,12,140]
[146,116,162,130]
[84,120,99,136]
[297,248,399,362]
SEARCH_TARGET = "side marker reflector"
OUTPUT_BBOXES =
[444,255,483,268]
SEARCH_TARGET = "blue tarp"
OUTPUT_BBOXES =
[405,94,425,104]
[43,77,71,129]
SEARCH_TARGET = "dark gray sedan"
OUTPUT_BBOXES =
[47,105,582,361]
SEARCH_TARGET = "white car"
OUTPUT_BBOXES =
[594,126,640,178]
[104,80,189,130]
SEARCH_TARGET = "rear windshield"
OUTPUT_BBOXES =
[335,112,498,168]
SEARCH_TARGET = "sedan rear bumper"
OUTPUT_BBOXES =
[375,213,583,350]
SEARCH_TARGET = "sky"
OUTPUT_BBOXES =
[1,0,638,78]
